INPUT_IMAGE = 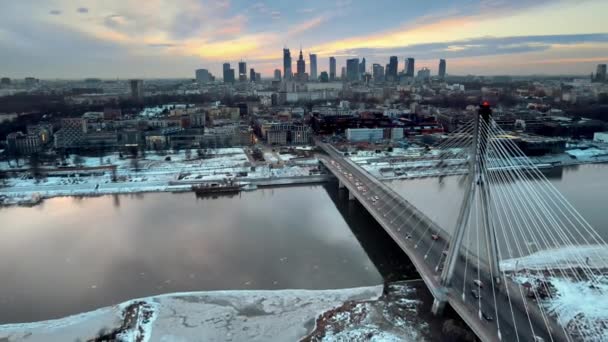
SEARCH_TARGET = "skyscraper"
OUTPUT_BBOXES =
[223,62,235,83]
[309,54,318,81]
[329,57,336,81]
[406,58,415,77]
[438,59,446,79]
[341,67,346,80]
[387,56,398,81]
[274,69,282,81]
[346,58,360,82]
[296,48,306,81]
[372,64,385,82]
[195,69,211,83]
[238,61,247,82]
[596,64,607,82]
[250,68,256,82]
[359,58,366,77]
[283,48,292,80]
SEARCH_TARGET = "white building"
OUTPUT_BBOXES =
[346,128,384,142]
[593,132,608,143]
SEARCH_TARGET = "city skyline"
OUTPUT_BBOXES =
[1,0,607,78]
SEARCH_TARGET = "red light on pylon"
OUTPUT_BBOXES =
[482,101,490,106]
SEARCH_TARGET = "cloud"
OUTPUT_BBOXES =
[340,34,608,60]
[77,7,88,14]
[49,10,61,15]
[287,16,328,37]
[147,43,179,48]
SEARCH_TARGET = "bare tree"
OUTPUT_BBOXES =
[29,152,42,180]
[73,154,85,167]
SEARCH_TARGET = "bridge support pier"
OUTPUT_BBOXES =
[431,298,447,316]
[348,190,355,201]
[338,180,345,189]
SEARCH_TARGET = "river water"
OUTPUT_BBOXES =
[0,164,606,324]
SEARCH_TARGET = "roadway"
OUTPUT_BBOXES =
[318,142,566,342]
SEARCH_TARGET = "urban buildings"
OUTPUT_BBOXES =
[372,64,385,82]
[238,61,247,82]
[274,69,282,81]
[439,59,447,79]
[387,56,399,81]
[319,71,329,82]
[329,57,336,81]
[195,69,211,83]
[296,49,307,82]
[223,63,235,83]
[346,128,384,142]
[1,77,10,86]
[283,48,292,80]
[359,58,366,78]
[595,64,607,82]
[406,58,415,77]
[6,131,43,155]
[417,67,431,80]
[346,58,360,82]
[249,68,256,82]
[129,79,144,99]
[309,54,317,81]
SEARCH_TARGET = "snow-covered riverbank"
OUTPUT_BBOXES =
[0,148,325,206]
[0,286,385,342]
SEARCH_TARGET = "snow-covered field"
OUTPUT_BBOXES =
[0,286,384,342]
[0,148,321,206]
[501,245,608,271]
[512,274,608,341]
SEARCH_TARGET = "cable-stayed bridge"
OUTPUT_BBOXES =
[317,104,608,342]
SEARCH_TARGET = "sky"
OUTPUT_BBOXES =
[0,0,607,79]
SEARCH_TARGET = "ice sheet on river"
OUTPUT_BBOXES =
[0,285,383,342]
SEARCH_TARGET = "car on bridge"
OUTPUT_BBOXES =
[481,311,493,322]
[471,289,481,299]
[473,279,484,288]
[431,234,440,241]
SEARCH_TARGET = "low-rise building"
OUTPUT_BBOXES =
[346,128,384,142]
[6,132,42,155]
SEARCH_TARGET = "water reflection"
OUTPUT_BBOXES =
[0,187,382,324]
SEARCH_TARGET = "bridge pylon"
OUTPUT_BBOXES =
[434,103,501,315]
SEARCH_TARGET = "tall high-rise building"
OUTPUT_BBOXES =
[438,59,446,79]
[372,64,385,82]
[195,69,211,83]
[309,53,318,81]
[406,58,415,77]
[283,48,292,80]
[359,58,366,76]
[223,62,235,83]
[238,61,247,82]
[274,69,282,81]
[341,67,346,80]
[596,64,607,82]
[296,49,307,82]
[250,68,256,82]
[387,56,398,81]
[346,58,360,82]
[129,79,144,99]
[329,57,336,81]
